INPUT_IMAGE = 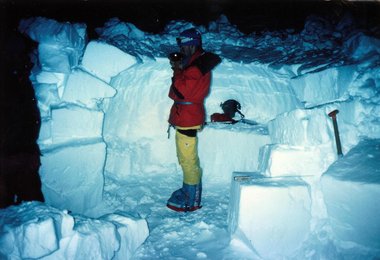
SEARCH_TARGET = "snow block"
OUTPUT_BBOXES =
[0,202,147,260]
[0,202,74,259]
[35,70,67,85]
[33,83,60,116]
[38,43,78,74]
[62,68,116,108]
[100,213,149,260]
[66,217,120,260]
[345,32,380,60]
[19,17,86,49]
[269,108,333,147]
[50,106,104,144]
[33,70,68,99]
[40,142,106,214]
[290,66,353,108]
[20,17,85,73]
[321,139,380,250]
[228,172,312,259]
[104,146,133,181]
[199,123,271,183]
[81,41,137,83]
[38,119,53,147]
[259,144,336,177]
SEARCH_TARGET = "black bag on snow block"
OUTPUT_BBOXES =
[220,99,245,119]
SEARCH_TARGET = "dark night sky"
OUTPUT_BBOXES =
[1,0,379,39]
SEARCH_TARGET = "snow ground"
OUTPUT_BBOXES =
[77,138,380,260]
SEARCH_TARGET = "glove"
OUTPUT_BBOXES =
[170,60,182,71]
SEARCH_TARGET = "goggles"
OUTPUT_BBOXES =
[176,36,201,47]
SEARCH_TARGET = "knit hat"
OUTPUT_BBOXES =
[176,28,202,47]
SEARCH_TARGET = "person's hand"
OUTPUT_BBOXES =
[170,60,182,71]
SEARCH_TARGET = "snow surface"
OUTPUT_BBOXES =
[1,12,380,259]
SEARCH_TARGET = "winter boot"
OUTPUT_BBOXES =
[167,183,202,212]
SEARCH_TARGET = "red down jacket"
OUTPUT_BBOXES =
[168,50,219,127]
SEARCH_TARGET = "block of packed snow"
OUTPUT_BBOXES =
[321,139,380,249]
[96,18,145,40]
[20,18,85,71]
[34,71,68,98]
[268,108,333,146]
[19,17,86,49]
[81,41,137,83]
[290,66,354,107]
[35,70,65,83]
[228,172,312,259]
[0,202,74,259]
[38,43,78,74]
[33,83,61,115]
[34,71,68,86]
[50,106,104,144]
[38,119,52,147]
[40,142,106,214]
[104,146,132,181]
[62,68,116,108]
[101,213,149,260]
[259,144,336,177]
[345,32,380,60]
[199,123,271,183]
[66,216,120,260]
[0,203,147,260]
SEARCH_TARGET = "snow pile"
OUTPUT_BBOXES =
[1,11,378,259]
[0,202,148,259]
[321,139,380,254]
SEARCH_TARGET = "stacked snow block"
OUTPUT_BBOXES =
[321,139,380,251]
[81,41,137,83]
[227,68,348,258]
[228,172,312,259]
[21,18,137,214]
[291,66,353,108]
[40,142,106,213]
[0,202,148,260]
[264,108,337,178]
[199,124,271,184]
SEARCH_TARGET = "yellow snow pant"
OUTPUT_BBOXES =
[175,126,202,185]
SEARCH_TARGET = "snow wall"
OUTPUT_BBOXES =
[9,15,380,259]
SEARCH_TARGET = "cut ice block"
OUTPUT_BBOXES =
[40,142,106,214]
[321,139,380,249]
[0,202,147,260]
[38,44,77,74]
[259,144,335,178]
[199,124,271,183]
[228,172,312,259]
[0,202,74,259]
[268,108,332,147]
[51,106,104,144]
[62,69,116,108]
[101,213,149,260]
[81,41,137,83]
[33,83,60,113]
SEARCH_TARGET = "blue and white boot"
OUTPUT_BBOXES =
[167,183,202,212]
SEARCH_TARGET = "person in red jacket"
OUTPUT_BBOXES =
[167,28,221,212]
